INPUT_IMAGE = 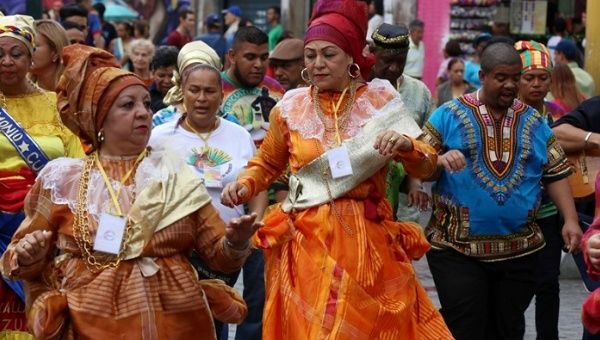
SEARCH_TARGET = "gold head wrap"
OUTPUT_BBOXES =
[0,14,35,56]
[163,41,222,105]
[56,44,146,153]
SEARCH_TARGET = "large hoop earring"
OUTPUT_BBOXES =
[97,130,105,143]
[347,63,361,79]
[301,68,311,84]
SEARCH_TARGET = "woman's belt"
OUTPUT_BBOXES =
[281,95,421,213]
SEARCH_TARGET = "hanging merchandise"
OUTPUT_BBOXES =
[510,1,548,35]
[449,0,499,54]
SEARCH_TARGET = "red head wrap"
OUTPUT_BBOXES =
[304,0,374,80]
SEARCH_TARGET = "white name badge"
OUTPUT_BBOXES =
[93,213,127,255]
[326,145,353,179]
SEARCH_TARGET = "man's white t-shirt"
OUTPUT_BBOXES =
[405,36,425,79]
[149,117,256,223]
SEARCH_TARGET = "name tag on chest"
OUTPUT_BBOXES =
[93,213,127,255]
[326,145,353,179]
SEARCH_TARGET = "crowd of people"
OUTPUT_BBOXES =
[0,0,599,339]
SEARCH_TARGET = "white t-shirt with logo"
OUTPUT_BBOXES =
[149,117,256,223]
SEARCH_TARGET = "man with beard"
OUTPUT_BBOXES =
[370,23,433,221]
[421,42,581,339]
[222,26,285,146]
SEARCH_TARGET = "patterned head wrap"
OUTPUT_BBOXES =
[0,14,35,56]
[371,23,410,52]
[56,44,146,153]
[304,0,374,80]
[514,40,552,73]
[163,41,222,106]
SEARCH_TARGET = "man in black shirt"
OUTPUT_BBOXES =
[149,46,179,112]
[553,96,600,153]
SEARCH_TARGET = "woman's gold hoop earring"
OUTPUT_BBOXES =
[347,63,361,79]
[97,130,105,143]
[301,68,311,84]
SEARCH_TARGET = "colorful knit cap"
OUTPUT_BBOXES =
[514,40,552,73]
[305,0,374,80]
[0,14,35,56]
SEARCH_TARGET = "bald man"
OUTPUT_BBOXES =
[421,42,580,340]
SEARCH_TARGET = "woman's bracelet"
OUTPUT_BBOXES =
[584,131,593,149]
[225,238,250,252]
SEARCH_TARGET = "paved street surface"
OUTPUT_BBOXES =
[228,255,590,340]
[228,204,591,340]
[414,255,589,340]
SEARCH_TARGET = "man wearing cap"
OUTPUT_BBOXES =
[554,39,595,98]
[166,8,195,50]
[464,32,492,89]
[269,38,306,91]
[195,13,227,62]
[223,5,242,48]
[370,23,433,222]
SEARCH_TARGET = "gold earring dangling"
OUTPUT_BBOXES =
[347,63,361,79]
[97,130,105,143]
[301,68,311,84]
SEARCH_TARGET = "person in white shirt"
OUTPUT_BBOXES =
[366,0,384,44]
[546,17,566,64]
[404,19,425,79]
[149,61,268,340]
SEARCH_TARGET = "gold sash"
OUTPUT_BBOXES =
[125,150,211,259]
[281,96,421,212]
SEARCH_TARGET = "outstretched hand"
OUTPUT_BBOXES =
[225,212,263,249]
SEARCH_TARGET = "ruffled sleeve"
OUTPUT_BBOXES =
[237,107,290,201]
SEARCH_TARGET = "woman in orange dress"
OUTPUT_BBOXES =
[221,0,452,339]
[0,44,261,340]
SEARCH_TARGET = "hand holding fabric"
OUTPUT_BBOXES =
[221,182,250,207]
[373,130,412,157]
[15,230,53,266]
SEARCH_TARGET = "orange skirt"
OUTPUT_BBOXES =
[254,198,452,340]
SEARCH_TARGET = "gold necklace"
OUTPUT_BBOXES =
[312,82,356,147]
[312,139,354,236]
[72,154,137,272]
[184,117,219,146]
